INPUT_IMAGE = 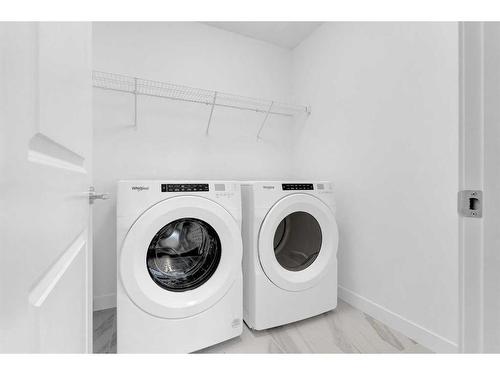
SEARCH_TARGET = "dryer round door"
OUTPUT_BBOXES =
[119,195,242,319]
[258,193,338,292]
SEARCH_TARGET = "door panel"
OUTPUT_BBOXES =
[38,23,91,156]
[0,22,92,353]
[38,240,88,353]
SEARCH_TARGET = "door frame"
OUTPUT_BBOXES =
[458,21,483,354]
[458,21,500,353]
[87,208,93,353]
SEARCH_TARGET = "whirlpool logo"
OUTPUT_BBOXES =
[131,186,149,191]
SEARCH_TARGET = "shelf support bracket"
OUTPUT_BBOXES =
[133,77,138,129]
[257,101,274,140]
[206,91,218,135]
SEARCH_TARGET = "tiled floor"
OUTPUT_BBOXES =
[93,300,432,354]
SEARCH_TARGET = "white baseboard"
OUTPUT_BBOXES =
[93,293,116,311]
[338,285,458,353]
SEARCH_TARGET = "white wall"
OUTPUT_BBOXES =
[92,22,295,309]
[292,23,459,352]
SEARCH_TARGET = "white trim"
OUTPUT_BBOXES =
[87,208,93,353]
[29,231,87,307]
[27,133,86,174]
[338,285,458,353]
[458,21,486,353]
[93,293,116,311]
[28,149,87,174]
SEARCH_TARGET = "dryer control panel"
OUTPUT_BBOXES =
[161,183,209,192]
[282,183,314,191]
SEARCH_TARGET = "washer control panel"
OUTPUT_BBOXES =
[161,183,209,192]
[282,183,314,191]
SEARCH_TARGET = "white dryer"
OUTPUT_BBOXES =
[117,181,243,353]
[241,181,338,330]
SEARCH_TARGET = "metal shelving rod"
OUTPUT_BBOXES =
[92,71,310,135]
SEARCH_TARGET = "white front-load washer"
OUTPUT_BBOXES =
[117,180,243,353]
[241,181,338,330]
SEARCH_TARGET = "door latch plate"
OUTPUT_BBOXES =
[458,190,482,218]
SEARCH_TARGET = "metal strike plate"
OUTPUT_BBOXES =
[458,190,482,218]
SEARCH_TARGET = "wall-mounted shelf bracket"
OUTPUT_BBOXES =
[133,77,138,129]
[206,91,218,135]
[256,101,274,140]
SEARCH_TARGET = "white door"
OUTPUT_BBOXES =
[0,22,93,353]
[459,22,500,353]
[258,194,338,291]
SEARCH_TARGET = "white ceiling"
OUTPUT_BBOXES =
[203,22,323,49]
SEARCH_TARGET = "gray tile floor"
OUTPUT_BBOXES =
[93,300,432,354]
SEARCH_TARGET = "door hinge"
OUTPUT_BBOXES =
[89,186,110,204]
[458,190,482,218]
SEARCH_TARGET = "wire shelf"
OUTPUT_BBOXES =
[92,71,310,136]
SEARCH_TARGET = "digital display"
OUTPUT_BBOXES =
[161,184,209,192]
[282,183,314,191]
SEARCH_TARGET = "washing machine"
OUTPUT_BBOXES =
[117,180,243,353]
[241,181,338,330]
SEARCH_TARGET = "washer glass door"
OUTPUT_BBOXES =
[120,195,242,319]
[273,211,322,272]
[147,218,221,292]
[258,193,338,292]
